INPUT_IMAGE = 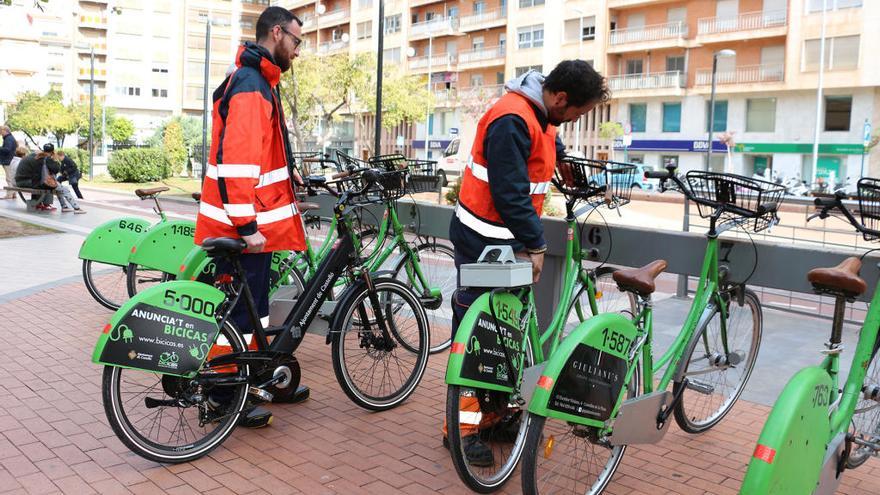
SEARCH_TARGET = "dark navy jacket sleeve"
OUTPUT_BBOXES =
[556,135,565,161]
[484,115,546,250]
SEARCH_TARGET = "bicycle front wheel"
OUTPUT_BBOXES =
[847,342,880,469]
[102,321,249,463]
[126,262,173,297]
[83,259,129,310]
[392,242,456,354]
[331,278,429,411]
[673,288,762,433]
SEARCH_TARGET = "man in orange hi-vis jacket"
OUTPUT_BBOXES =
[194,6,307,428]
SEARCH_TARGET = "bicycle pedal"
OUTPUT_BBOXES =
[248,386,273,403]
[686,379,715,395]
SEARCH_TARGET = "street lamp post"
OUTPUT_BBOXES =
[375,0,385,154]
[424,34,433,160]
[705,49,735,172]
[573,8,583,154]
[811,0,828,186]
[201,19,211,180]
[88,45,95,181]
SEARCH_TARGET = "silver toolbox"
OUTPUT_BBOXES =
[459,245,533,288]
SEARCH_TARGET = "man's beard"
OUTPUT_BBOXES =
[274,48,291,72]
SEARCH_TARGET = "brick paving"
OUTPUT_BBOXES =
[1,281,879,495]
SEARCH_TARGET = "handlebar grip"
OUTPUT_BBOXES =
[814,196,837,207]
[645,170,672,180]
[757,202,779,215]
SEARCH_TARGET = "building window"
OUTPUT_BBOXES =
[356,21,372,40]
[151,88,168,98]
[705,100,728,132]
[383,47,401,64]
[662,102,681,132]
[564,16,596,42]
[472,36,485,50]
[412,13,419,24]
[808,0,861,12]
[746,98,776,132]
[473,1,485,14]
[384,14,401,34]
[824,96,852,131]
[666,55,685,73]
[470,74,484,86]
[519,0,544,8]
[630,103,647,133]
[517,25,544,49]
[116,86,141,96]
[803,35,860,71]
[625,59,643,75]
[358,0,372,9]
[515,65,542,77]
[151,65,169,73]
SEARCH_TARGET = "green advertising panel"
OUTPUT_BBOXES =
[127,219,196,275]
[92,280,226,378]
[446,291,526,394]
[527,313,637,427]
[78,217,153,266]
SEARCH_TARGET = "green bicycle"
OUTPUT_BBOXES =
[518,168,783,494]
[741,182,880,494]
[444,157,639,493]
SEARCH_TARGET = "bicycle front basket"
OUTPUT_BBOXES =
[685,171,785,233]
[857,177,880,241]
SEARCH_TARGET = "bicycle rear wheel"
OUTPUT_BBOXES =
[331,278,429,411]
[102,321,249,463]
[126,262,173,297]
[392,242,456,354]
[673,288,762,433]
[847,344,880,468]
[83,259,129,310]
[564,267,637,336]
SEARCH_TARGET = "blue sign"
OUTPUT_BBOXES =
[449,128,459,136]
[864,120,872,148]
[412,139,453,150]
[613,139,727,153]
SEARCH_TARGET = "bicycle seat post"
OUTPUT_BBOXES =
[829,295,847,348]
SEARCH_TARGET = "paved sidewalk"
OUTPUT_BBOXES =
[0,280,877,495]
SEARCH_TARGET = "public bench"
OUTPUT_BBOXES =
[3,186,61,211]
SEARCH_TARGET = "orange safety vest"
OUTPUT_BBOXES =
[455,92,557,240]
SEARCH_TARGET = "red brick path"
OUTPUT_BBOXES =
[1,281,878,494]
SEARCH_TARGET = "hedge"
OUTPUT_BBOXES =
[107,148,170,182]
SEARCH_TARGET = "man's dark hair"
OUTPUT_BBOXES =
[256,6,302,41]
[543,60,610,107]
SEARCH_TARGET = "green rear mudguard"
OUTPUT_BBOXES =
[78,217,152,266]
[178,245,213,283]
[92,280,226,378]
[740,366,834,495]
[526,313,637,426]
[127,219,195,274]
[445,291,527,394]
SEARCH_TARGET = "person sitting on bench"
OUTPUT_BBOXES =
[14,143,86,213]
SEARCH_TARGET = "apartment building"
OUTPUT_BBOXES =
[280,0,614,159]
[607,0,880,183]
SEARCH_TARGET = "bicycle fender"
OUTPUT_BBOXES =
[324,272,396,345]
[740,366,833,495]
[177,245,214,283]
[128,219,195,274]
[445,291,526,394]
[78,217,152,266]
[92,281,226,379]
[526,313,637,427]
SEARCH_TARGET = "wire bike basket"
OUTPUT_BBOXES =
[553,157,637,208]
[341,169,409,206]
[857,177,880,241]
[685,171,785,233]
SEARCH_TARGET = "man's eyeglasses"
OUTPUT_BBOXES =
[279,26,303,49]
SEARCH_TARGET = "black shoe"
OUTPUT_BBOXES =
[442,435,494,467]
[237,405,272,428]
[479,411,522,444]
[270,385,310,404]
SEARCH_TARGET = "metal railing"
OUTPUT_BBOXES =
[317,39,350,54]
[695,64,785,85]
[609,20,687,45]
[459,8,507,30]
[457,46,505,65]
[301,8,350,29]
[410,17,458,37]
[408,53,456,70]
[607,71,685,91]
[697,10,787,35]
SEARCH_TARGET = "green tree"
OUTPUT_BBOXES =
[598,121,624,140]
[368,67,434,130]
[5,91,48,147]
[163,120,187,176]
[108,116,135,144]
[72,99,110,145]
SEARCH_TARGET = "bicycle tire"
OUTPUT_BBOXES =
[520,366,640,495]
[673,288,762,433]
[83,259,129,310]
[847,341,880,469]
[125,262,174,298]
[102,321,249,463]
[331,278,429,411]
[565,267,638,336]
[391,242,456,354]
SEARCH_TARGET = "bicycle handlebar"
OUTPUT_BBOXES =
[644,170,673,180]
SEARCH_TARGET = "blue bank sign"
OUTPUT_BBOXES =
[613,139,727,153]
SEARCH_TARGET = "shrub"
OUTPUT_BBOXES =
[163,120,187,176]
[107,148,170,182]
[444,179,461,205]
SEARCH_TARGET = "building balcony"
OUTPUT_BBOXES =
[408,53,456,72]
[608,20,687,53]
[301,8,350,32]
[459,84,504,101]
[695,63,784,86]
[317,39,350,54]
[77,66,108,81]
[409,0,445,7]
[608,0,680,8]
[433,88,457,106]
[459,8,507,32]
[607,71,685,95]
[78,15,107,29]
[457,46,505,70]
[410,17,459,40]
[696,10,787,43]
[79,0,109,4]
[76,42,108,54]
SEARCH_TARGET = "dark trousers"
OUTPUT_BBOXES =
[69,178,83,199]
[213,252,272,335]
